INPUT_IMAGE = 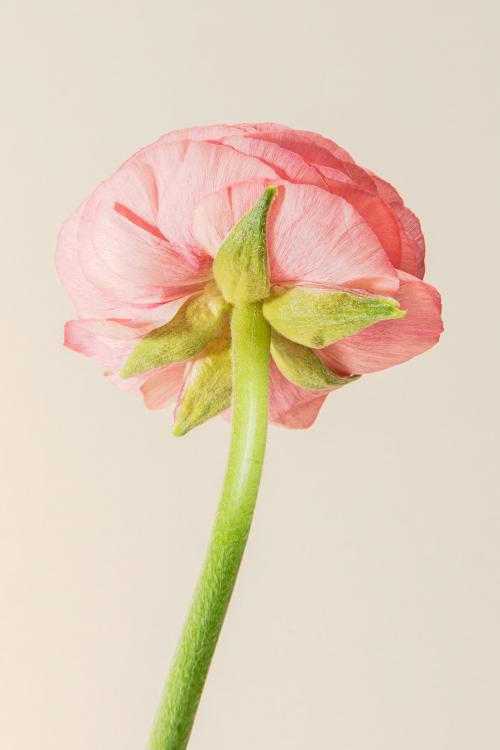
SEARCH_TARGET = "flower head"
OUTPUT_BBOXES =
[57,123,442,432]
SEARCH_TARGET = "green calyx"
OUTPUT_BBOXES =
[172,328,232,436]
[213,186,277,305]
[120,285,229,379]
[263,287,405,348]
[270,331,359,391]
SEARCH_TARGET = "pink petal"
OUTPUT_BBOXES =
[64,298,186,369]
[394,205,426,278]
[140,363,187,410]
[56,202,116,318]
[319,271,443,374]
[367,171,404,205]
[154,140,278,252]
[366,172,425,277]
[268,183,399,294]
[193,178,276,256]
[58,145,212,317]
[269,361,327,428]
[77,199,210,304]
[242,130,375,191]
[308,171,404,270]
[219,134,326,187]
[64,318,155,370]
[195,180,398,294]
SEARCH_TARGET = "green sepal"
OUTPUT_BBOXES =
[263,287,405,348]
[172,330,232,436]
[213,186,277,305]
[121,287,229,378]
[271,331,359,390]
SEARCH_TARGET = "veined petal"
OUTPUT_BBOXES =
[241,130,373,189]
[154,140,278,253]
[271,331,358,390]
[320,271,443,374]
[140,363,187,410]
[173,331,232,436]
[220,134,326,188]
[195,181,399,294]
[263,287,405,349]
[267,183,399,293]
[121,287,229,378]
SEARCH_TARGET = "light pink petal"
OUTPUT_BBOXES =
[77,200,210,304]
[269,361,327,429]
[104,370,148,395]
[219,135,326,187]
[319,271,443,374]
[140,363,187,410]
[56,202,117,318]
[268,183,399,294]
[193,178,276,256]
[235,122,294,135]
[308,172,404,270]
[64,318,155,370]
[153,140,278,253]
[58,144,213,317]
[288,128,357,164]
[64,298,186,369]
[158,124,249,143]
[195,181,398,293]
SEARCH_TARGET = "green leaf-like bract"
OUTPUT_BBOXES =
[271,331,359,390]
[120,287,228,378]
[213,186,277,305]
[263,287,405,348]
[172,330,232,436]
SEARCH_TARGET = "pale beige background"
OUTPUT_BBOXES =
[1,1,498,748]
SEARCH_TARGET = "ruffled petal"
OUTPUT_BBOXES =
[308,172,403,269]
[193,179,275,256]
[195,181,398,293]
[367,171,426,277]
[56,202,116,318]
[140,363,187,410]
[158,124,249,142]
[394,205,426,278]
[64,299,186,369]
[219,134,326,187]
[268,183,399,293]
[154,140,278,253]
[241,129,375,190]
[77,199,211,306]
[64,318,156,370]
[319,271,443,374]
[268,361,328,428]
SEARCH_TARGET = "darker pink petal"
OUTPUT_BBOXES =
[319,271,443,374]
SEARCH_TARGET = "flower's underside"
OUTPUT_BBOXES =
[57,123,443,431]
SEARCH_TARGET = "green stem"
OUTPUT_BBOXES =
[148,302,271,750]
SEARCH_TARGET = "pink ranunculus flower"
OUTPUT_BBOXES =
[56,122,443,429]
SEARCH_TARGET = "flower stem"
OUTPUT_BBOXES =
[148,302,271,750]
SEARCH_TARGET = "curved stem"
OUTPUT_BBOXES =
[148,302,271,750]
